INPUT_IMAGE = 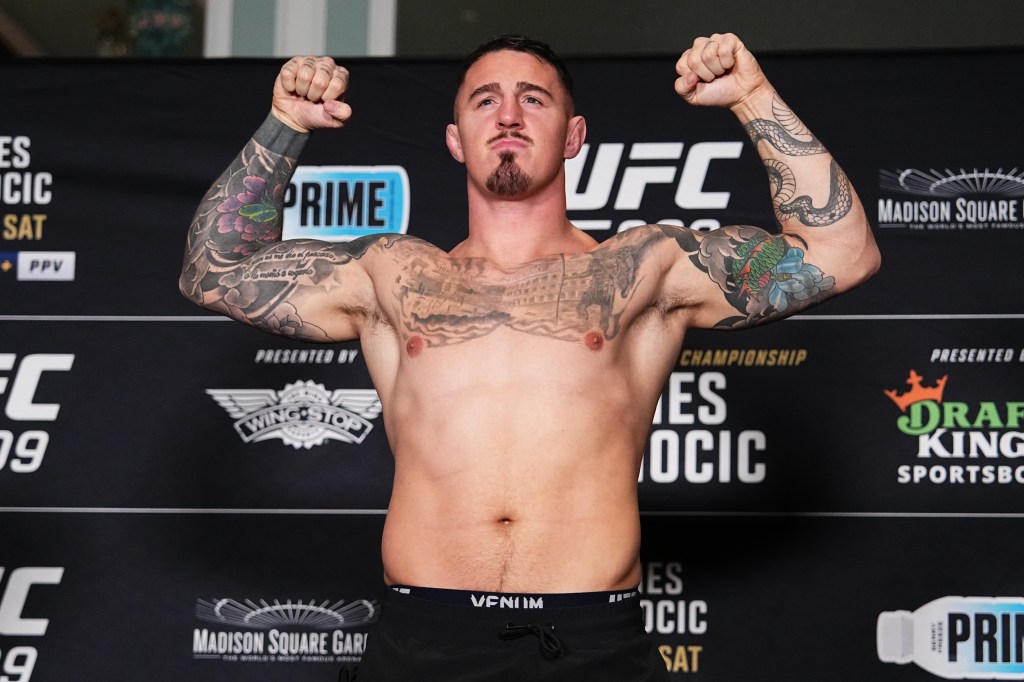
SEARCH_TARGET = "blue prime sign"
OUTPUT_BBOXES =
[282,165,410,241]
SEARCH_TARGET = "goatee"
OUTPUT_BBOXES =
[485,151,532,197]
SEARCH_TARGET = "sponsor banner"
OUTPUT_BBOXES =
[5,512,1023,680]
[0,51,1021,681]
[2,318,1022,513]
[0,52,1016,315]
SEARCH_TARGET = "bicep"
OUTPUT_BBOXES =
[196,237,378,342]
[661,224,837,330]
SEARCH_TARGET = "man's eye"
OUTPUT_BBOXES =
[524,96,542,104]
[477,97,495,107]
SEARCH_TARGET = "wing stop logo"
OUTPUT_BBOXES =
[207,381,382,450]
[282,165,409,241]
[885,371,1024,484]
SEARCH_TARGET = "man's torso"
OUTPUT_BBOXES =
[355,225,694,592]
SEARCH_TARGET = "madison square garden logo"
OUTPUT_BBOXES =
[877,167,1024,231]
[884,370,1024,485]
[193,597,378,665]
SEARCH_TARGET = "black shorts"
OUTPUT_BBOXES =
[346,585,669,681]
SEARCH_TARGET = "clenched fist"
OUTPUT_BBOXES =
[272,56,353,133]
[674,33,769,110]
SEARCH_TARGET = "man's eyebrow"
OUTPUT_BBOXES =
[515,81,555,100]
[467,82,501,101]
[467,81,556,101]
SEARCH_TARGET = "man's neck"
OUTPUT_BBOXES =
[453,183,597,266]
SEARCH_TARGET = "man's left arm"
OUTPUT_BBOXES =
[670,33,881,329]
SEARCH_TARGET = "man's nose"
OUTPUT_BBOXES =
[497,100,523,128]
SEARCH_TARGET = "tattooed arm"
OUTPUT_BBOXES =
[671,33,881,329]
[179,56,379,342]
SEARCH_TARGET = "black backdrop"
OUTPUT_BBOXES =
[1,48,1023,680]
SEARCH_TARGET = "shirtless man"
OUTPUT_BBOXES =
[180,33,880,681]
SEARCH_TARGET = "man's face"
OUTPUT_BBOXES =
[446,50,584,199]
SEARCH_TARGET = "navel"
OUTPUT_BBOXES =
[584,329,605,352]
[406,335,425,357]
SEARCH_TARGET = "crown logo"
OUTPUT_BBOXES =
[883,370,948,412]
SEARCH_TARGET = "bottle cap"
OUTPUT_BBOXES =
[876,610,913,663]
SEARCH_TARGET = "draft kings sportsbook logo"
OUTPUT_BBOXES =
[207,381,382,449]
[885,370,1024,485]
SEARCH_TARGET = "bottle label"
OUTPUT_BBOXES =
[878,597,1024,679]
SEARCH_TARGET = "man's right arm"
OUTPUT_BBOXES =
[179,57,373,342]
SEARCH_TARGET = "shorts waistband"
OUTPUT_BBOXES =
[378,586,648,645]
[390,584,640,609]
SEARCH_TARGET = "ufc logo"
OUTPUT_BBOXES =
[0,567,63,636]
[566,141,744,212]
[0,354,74,421]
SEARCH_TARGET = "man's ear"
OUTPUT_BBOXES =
[446,123,465,163]
[564,115,586,159]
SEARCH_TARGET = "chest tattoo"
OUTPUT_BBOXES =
[395,246,644,347]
